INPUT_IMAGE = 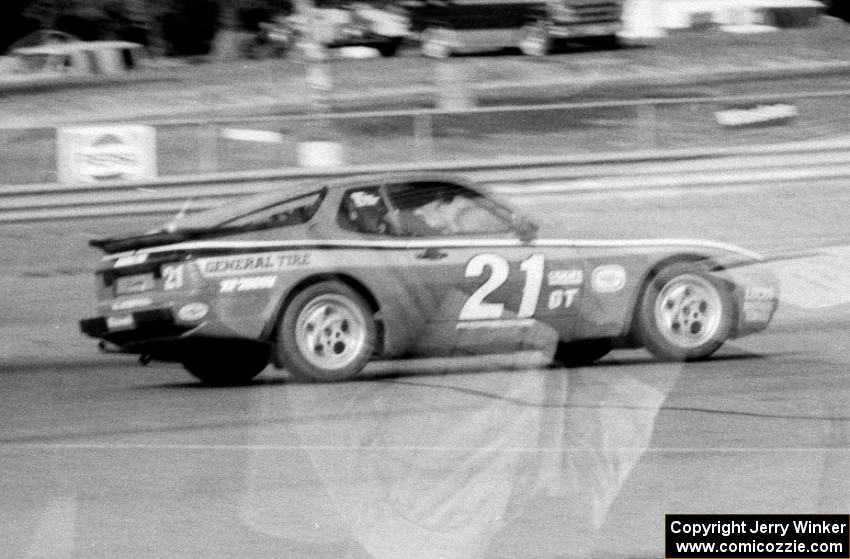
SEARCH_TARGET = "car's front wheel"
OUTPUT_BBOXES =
[635,263,733,361]
[553,339,612,367]
[377,38,402,57]
[276,281,377,382]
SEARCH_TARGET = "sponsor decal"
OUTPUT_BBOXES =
[547,288,579,310]
[745,285,776,302]
[114,273,156,294]
[591,265,626,293]
[106,315,134,330]
[715,103,798,128]
[547,269,583,287]
[743,285,775,322]
[177,303,209,322]
[198,252,311,277]
[743,285,776,321]
[57,125,157,184]
[114,254,148,267]
[219,275,278,293]
[111,298,152,311]
[743,301,773,323]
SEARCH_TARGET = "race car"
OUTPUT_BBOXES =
[80,174,779,384]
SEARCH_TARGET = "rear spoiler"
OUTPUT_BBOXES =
[89,231,194,254]
[88,224,253,254]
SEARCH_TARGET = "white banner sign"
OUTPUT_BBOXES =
[57,125,157,184]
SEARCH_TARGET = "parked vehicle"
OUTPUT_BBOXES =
[4,29,79,54]
[402,0,624,57]
[1,40,145,88]
[11,41,144,75]
[238,16,294,59]
[291,0,409,57]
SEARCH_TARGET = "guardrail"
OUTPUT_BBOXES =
[3,89,850,186]
[3,139,849,222]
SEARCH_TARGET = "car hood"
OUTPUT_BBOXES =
[531,234,765,270]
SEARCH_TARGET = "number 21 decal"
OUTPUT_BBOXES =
[459,253,545,320]
[162,264,184,291]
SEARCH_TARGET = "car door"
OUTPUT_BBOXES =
[385,180,576,357]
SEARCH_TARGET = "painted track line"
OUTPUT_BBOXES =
[2,443,850,453]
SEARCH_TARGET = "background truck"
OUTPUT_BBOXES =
[401,0,623,56]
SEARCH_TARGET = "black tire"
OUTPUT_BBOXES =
[276,281,377,382]
[553,339,612,367]
[182,342,269,385]
[635,262,734,361]
[589,34,620,50]
[377,38,401,57]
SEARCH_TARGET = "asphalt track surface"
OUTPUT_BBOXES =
[2,174,849,558]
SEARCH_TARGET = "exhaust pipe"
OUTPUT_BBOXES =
[98,340,129,354]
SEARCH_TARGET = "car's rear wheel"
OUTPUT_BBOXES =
[182,342,269,385]
[276,281,377,382]
[377,38,402,57]
[635,263,733,361]
[553,339,612,367]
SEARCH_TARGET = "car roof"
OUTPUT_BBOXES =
[175,172,489,230]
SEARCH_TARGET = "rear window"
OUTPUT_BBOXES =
[218,190,325,231]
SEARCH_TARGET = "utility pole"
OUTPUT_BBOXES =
[293,0,343,166]
[292,0,331,117]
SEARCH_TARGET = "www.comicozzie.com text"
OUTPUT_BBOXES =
[669,519,847,538]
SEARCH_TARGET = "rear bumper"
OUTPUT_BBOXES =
[80,308,193,347]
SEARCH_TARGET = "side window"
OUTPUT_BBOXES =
[338,187,394,235]
[387,182,511,236]
[220,191,324,230]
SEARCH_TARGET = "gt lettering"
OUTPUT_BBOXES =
[547,288,579,310]
[162,264,184,291]
[459,253,545,321]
